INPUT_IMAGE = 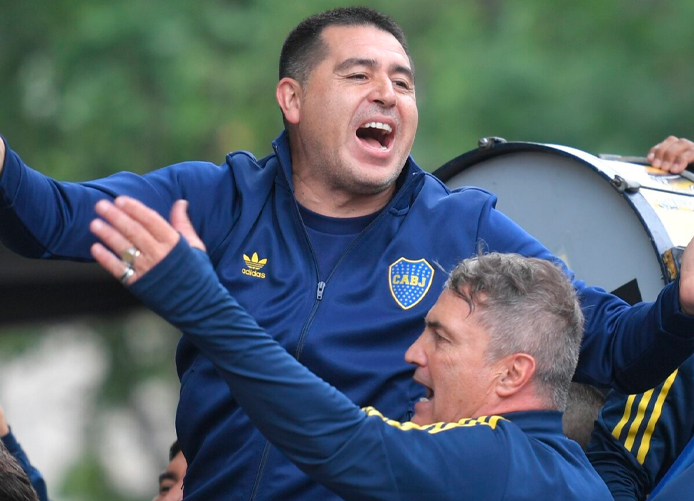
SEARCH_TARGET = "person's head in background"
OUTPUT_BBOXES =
[562,382,606,450]
[153,440,186,501]
[0,441,39,501]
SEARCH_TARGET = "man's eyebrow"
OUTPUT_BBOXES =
[390,63,414,82]
[335,57,378,73]
[335,58,414,81]
[424,318,442,330]
[159,472,178,484]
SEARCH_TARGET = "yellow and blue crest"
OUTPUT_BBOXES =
[388,257,435,310]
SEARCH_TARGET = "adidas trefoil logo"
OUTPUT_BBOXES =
[242,252,267,279]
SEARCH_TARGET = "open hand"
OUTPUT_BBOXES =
[90,197,205,286]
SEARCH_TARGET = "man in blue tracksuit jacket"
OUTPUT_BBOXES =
[587,355,694,500]
[89,199,613,500]
[2,7,694,501]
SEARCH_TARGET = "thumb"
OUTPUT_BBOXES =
[170,200,206,252]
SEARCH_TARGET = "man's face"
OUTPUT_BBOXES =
[153,451,186,501]
[404,289,501,425]
[289,24,418,197]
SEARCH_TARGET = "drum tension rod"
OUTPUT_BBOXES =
[610,175,641,194]
[478,137,507,150]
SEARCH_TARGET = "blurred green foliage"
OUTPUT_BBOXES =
[1,1,693,499]
[2,0,692,183]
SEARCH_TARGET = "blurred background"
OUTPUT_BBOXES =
[0,0,692,499]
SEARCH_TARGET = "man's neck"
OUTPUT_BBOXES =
[292,172,396,218]
[475,389,555,418]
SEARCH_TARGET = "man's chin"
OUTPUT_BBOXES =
[410,411,432,426]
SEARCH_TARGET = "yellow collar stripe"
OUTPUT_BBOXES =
[362,407,506,434]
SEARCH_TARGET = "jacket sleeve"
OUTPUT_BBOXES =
[129,239,508,501]
[0,137,228,260]
[1,430,50,501]
[476,197,694,393]
[586,355,694,501]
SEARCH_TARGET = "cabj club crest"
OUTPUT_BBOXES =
[388,257,435,310]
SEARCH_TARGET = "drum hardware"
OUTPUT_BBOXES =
[662,247,685,281]
[610,175,641,194]
[599,154,651,165]
[600,154,694,183]
[477,136,507,150]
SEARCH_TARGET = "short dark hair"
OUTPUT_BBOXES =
[279,7,413,86]
[0,442,39,501]
[562,383,606,450]
[169,440,181,461]
[446,253,584,411]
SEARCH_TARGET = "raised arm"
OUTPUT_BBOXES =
[89,197,396,499]
[0,137,224,261]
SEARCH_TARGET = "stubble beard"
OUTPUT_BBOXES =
[318,147,406,197]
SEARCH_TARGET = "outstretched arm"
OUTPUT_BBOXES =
[649,137,694,315]
[89,197,400,500]
[0,137,226,261]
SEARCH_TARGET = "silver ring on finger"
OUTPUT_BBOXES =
[121,246,141,265]
[119,265,135,285]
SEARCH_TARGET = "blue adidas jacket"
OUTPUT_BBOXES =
[1,131,694,501]
[587,354,694,500]
[127,237,614,501]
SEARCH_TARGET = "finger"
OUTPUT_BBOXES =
[170,200,206,252]
[673,149,694,173]
[114,196,179,247]
[95,200,161,259]
[648,136,679,169]
[90,217,158,274]
[91,242,140,285]
[665,140,694,173]
[90,218,135,262]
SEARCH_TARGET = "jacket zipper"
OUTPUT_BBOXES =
[249,145,420,501]
[292,170,420,361]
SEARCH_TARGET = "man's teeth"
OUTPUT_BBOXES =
[361,122,393,134]
[419,397,429,403]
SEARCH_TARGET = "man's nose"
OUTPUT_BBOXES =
[404,333,425,366]
[368,75,397,108]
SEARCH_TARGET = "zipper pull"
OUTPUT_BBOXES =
[316,281,326,300]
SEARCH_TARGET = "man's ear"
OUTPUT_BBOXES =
[496,353,536,398]
[276,78,303,125]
